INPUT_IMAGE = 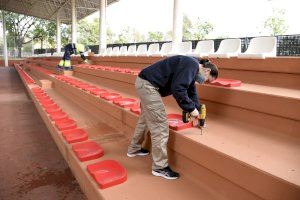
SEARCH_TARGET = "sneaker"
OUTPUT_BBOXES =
[152,166,180,180]
[56,65,62,71]
[127,148,149,157]
[64,67,72,71]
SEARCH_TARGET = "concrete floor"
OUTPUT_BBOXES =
[0,67,86,200]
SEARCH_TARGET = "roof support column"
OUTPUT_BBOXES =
[71,0,77,43]
[99,0,107,53]
[2,11,8,67]
[172,0,183,52]
[56,13,61,53]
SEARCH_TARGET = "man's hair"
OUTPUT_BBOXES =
[197,58,219,79]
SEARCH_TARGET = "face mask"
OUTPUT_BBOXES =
[195,73,206,84]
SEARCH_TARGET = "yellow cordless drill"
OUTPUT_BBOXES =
[182,104,206,134]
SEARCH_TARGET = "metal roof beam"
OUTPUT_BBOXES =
[49,0,69,19]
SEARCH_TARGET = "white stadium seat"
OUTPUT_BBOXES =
[119,46,128,56]
[151,42,172,57]
[136,44,148,56]
[187,40,214,58]
[111,47,120,56]
[145,43,160,56]
[238,36,277,59]
[127,45,137,56]
[167,41,192,56]
[209,39,241,58]
[101,47,112,57]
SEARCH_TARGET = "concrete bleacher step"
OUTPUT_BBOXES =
[86,56,300,90]
[25,66,299,199]
[16,66,130,197]
[23,62,300,140]
[47,76,266,200]
[198,83,300,121]
[69,65,299,138]
[208,57,300,90]
[18,64,243,199]
[24,83,229,200]
[21,59,300,199]
[18,65,253,199]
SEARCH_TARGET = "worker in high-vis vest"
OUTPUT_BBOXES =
[57,43,88,70]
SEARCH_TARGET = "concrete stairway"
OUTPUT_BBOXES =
[15,63,236,200]
[21,56,300,200]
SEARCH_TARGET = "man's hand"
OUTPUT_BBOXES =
[190,108,199,117]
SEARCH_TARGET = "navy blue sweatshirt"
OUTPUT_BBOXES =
[139,55,200,112]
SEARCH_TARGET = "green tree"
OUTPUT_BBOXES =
[133,31,146,43]
[114,27,145,44]
[46,22,56,47]
[183,14,193,40]
[31,20,56,49]
[264,9,288,36]
[147,31,164,42]
[193,18,214,40]
[78,18,99,45]
[166,30,173,41]
[4,12,37,57]
[107,26,115,44]
[61,24,71,47]
[77,19,116,45]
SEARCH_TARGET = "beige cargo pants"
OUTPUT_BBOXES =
[128,77,169,170]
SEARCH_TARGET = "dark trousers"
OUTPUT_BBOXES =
[58,44,75,68]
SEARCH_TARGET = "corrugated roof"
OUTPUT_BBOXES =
[0,0,119,23]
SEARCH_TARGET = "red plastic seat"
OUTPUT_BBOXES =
[55,118,77,131]
[72,82,83,87]
[167,114,193,131]
[40,99,55,106]
[36,95,53,103]
[38,97,54,103]
[32,90,45,95]
[87,160,127,189]
[62,78,70,82]
[55,75,65,80]
[67,80,79,85]
[104,66,113,71]
[113,98,138,108]
[40,101,56,108]
[98,66,106,70]
[35,93,49,98]
[209,78,242,87]
[79,84,92,90]
[62,128,88,143]
[46,107,62,114]
[44,104,60,110]
[119,68,131,73]
[76,83,89,89]
[83,86,98,92]
[72,141,104,161]
[100,93,122,101]
[49,111,68,121]
[124,69,133,73]
[31,87,43,93]
[131,69,141,75]
[130,105,141,115]
[90,89,109,96]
